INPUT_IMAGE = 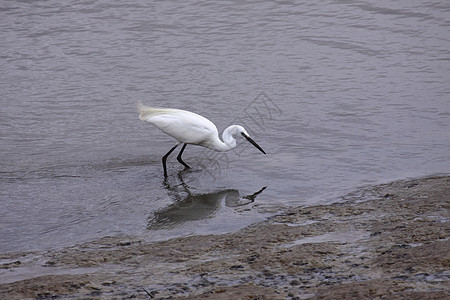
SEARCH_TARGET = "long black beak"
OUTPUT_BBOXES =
[241,132,266,154]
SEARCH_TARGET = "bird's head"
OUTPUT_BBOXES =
[238,127,266,155]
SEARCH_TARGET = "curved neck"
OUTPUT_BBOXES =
[209,125,241,152]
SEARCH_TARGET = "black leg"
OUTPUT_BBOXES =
[176,143,190,169]
[162,144,179,177]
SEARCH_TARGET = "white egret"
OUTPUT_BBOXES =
[138,102,266,177]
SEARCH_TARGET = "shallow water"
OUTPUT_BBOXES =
[1,0,449,253]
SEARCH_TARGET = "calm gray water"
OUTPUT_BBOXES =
[1,0,449,253]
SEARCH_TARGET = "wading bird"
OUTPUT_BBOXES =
[138,102,266,177]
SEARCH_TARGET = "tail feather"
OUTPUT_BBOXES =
[137,101,178,122]
[137,101,158,121]
[137,100,146,113]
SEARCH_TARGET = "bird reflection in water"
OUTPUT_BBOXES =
[147,172,266,230]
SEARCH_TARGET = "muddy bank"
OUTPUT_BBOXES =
[1,176,449,299]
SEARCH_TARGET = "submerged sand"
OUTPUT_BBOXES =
[1,176,449,299]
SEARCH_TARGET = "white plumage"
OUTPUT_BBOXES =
[138,102,266,177]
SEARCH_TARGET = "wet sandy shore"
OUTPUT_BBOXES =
[1,176,449,299]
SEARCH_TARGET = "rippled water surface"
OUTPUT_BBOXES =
[1,0,449,253]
